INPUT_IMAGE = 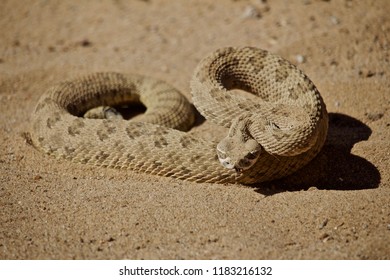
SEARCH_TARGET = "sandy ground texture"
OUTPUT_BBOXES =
[1,0,389,259]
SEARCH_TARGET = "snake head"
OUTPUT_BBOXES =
[216,137,261,173]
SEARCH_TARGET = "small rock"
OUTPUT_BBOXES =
[365,112,384,121]
[277,19,289,27]
[334,222,344,230]
[34,175,43,181]
[295,54,305,64]
[79,39,92,47]
[345,0,353,8]
[330,16,340,25]
[319,218,329,229]
[358,69,375,78]
[320,233,331,242]
[242,5,261,19]
[268,37,278,45]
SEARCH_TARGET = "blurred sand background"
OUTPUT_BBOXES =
[0,0,389,259]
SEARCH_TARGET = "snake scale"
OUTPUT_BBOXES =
[30,47,328,184]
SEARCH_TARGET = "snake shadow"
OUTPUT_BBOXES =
[254,113,381,195]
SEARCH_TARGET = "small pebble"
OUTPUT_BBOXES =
[295,54,305,64]
[320,233,331,242]
[242,5,261,19]
[334,222,344,230]
[345,0,353,8]
[330,16,340,25]
[358,69,375,78]
[268,37,278,45]
[365,112,384,121]
[34,175,43,181]
[80,39,92,47]
[319,218,329,229]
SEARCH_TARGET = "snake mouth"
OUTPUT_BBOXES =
[234,166,243,173]
[218,151,260,172]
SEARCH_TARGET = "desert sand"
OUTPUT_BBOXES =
[0,0,389,259]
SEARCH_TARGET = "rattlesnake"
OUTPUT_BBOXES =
[30,47,328,184]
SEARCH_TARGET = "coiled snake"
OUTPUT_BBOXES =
[30,47,328,184]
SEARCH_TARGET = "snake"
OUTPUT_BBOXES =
[30,47,328,184]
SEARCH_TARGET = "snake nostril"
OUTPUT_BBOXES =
[222,160,234,169]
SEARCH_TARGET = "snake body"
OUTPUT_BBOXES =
[30,47,328,184]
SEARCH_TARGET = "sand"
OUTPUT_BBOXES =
[0,0,389,259]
